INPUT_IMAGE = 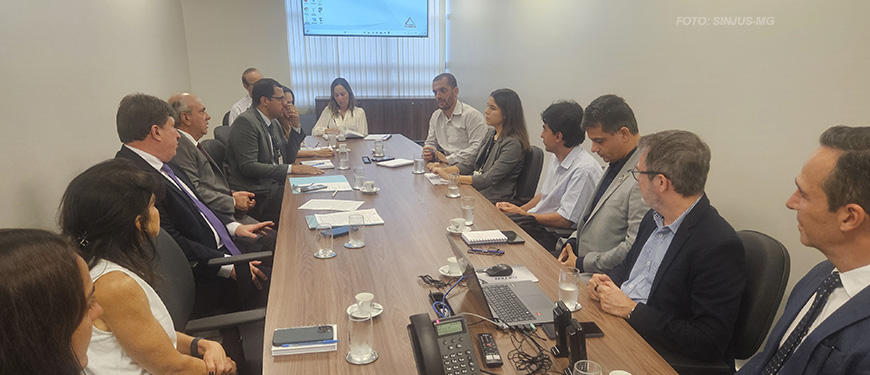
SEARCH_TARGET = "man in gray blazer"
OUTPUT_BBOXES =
[225,78,321,223]
[559,95,650,275]
[168,93,257,222]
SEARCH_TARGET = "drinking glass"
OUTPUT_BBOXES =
[559,267,582,311]
[337,130,346,142]
[346,311,378,365]
[314,223,336,259]
[373,140,384,156]
[338,149,349,170]
[328,133,338,149]
[352,167,365,189]
[345,213,365,248]
[461,197,475,226]
[446,173,460,198]
[413,155,425,174]
[573,360,602,375]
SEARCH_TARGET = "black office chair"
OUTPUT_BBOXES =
[222,111,231,127]
[151,229,270,373]
[214,125,232,146]
[657,229,790,375]
[299,113,316,136]
[200,139,226,168]
[513,146,544,205]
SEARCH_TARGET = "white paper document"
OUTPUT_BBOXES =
[298,199,364,211]
[300,160,335,169]
[424,173,448,185]
[363,134,391,141]
[314,208,385,227]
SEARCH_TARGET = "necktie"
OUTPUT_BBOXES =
[761,272,842,375]
[268,123,282,164]
[196,143,222,174]
[160,163,241,256]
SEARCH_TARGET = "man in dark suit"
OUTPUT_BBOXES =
[586,130,746,369]
[114,93,272,314]
[738,126,870,375]
[168,92,256,221]
[225,78,322,223]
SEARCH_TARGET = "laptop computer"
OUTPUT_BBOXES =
[447,235,554,327]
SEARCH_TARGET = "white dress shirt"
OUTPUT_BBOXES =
[311,106,368,137]
[528,147,603,223]
[424,101,487,166]
[228,94,252,125]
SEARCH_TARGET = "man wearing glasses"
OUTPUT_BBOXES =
[586,130,747,370]
[226,78,322,223]
[558,95,649,275]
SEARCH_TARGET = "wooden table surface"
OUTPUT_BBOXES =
[263,135,676,374]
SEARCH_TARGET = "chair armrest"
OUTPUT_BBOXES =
[206,251,273,267]
[184,308,266,333]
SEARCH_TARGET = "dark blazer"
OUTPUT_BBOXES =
[738,261,870,375]
[226,106,290,192]
[456,128,525,203]
[610,194,746,366]
[171,133,235,217]
[276,126,307,165]
[116,146,229,276]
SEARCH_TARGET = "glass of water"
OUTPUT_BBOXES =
[446,173,460,198]
[352,167,365,189]
[346,310,378,365]
[328,133,338,149]
[373,139,384,156]
[345,213,365,248]
[337,129,346,142]
[559,267,582,311]
[461,197,474,226]
[413,155,425,174]
[573,360,602,375]
[338,149,349,170]
[313,223,336,259]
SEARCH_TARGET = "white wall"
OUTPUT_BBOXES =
[180,0,292,131]
[447,0,870,297]
[0,0,192,229]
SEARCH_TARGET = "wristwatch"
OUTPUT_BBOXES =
[626,305,637,320]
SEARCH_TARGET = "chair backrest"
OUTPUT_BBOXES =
[214,125,232,146]
[513,146,544,205]
[151,229,195,330]
[222,111,230,127]
[200,138,227,169]
[733,230,790,359]
[299,113,317,136]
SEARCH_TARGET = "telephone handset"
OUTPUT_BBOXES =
[408,313,481,375]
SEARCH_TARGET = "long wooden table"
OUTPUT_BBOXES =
[263,135,676,374]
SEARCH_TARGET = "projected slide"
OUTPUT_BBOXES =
[301,0,428,37]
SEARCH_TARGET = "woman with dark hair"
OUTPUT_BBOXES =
[59,159,237,375]
[277,86,334,161]
[0,229,102,374]
[433,88,530,202]
[312,77,369,137]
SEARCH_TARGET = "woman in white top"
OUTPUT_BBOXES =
[312,77,369,137]
[60,159,237,375]
[0,229,103,375]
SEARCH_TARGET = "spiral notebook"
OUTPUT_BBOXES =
[461,230,508,245]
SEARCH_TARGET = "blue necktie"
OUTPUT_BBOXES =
[761,272,842,375]
[160,163,241,256]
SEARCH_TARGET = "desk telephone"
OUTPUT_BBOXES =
[408,314,481,375]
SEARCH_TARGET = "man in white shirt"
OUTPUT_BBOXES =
[496,101,602,253]
[423,73,487,168]
[738,126,870,375]
[227,67,263,125]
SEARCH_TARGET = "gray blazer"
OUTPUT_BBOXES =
[171,134,236,217]
[457,128,525,203]
[569,149,650,274]
[225,107,290,192]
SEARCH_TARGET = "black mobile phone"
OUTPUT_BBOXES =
[321,225,350,238]
[501,230,525,244]
[371,155,395,162]
[579,321,604,338]
[362,156,372,164]
[299,184,327,193]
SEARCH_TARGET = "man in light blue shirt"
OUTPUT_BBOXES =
[496,101,602,253]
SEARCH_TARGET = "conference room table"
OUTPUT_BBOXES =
[263,135,676,374]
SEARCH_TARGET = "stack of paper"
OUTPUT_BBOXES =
[305,208,385,229]
[363,134,392,141]
[300,159,334,169]
[377,158,413,168]
[298,199,364,212]
[424,173,448,185]
[288,175,353,193]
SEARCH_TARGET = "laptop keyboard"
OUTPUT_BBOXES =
[481,284,535,323]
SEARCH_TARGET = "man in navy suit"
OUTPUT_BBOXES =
[738,126,870,374]
[586,130,747,370]
[114,94,272,314]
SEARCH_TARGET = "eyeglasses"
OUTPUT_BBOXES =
[629,167,668,181]
[269,96,287,103]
